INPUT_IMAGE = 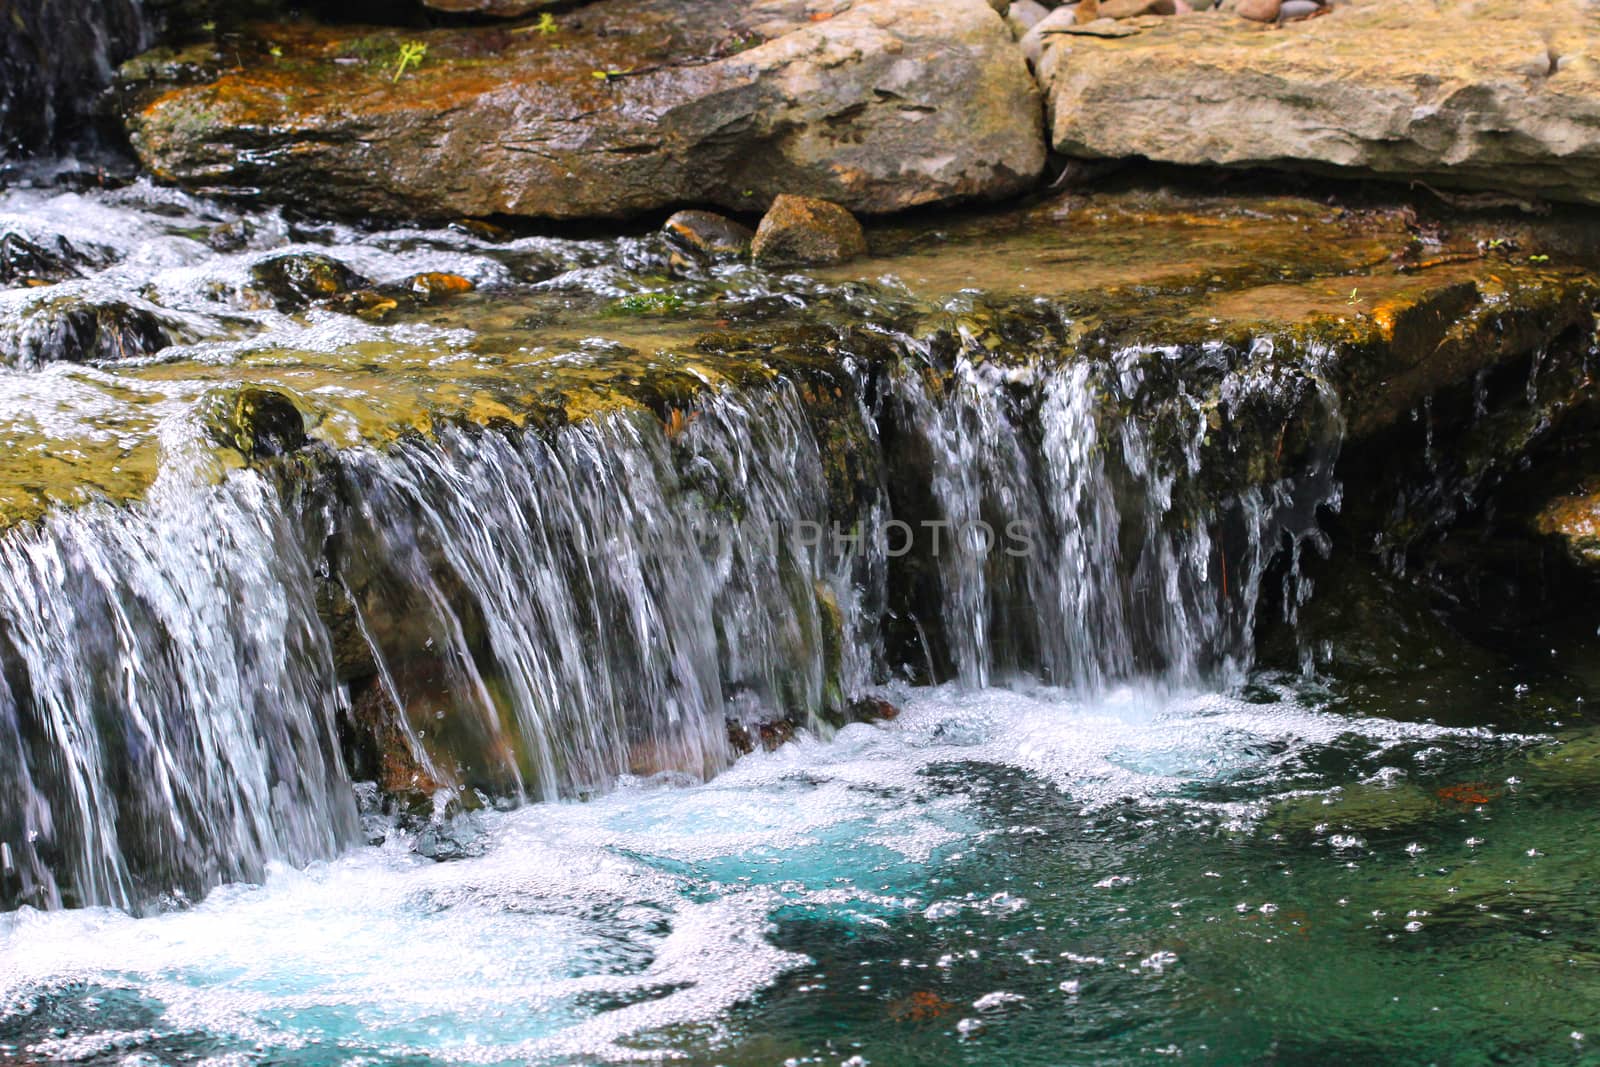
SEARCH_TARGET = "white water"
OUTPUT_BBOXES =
[0,682,1489,1064]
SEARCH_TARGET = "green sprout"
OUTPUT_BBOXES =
[1347,287,1362,306]
[535,12,558,35]
[1529,253,1551,264]
[393,40,427,82]
[591,67,633,82]
[608,292,685,315]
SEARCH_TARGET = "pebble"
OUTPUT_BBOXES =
[1279,0,1322,18]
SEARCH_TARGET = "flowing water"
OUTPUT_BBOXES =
[0,179,1596,1064]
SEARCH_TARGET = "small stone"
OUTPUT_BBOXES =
[1006,0,1051,36]
[663,210,755,259]
[1100,0,1175,17]
[407,272,476,300]
[751,195,867,268]
[1278,0,1320,18]
[1235,0,1281,19]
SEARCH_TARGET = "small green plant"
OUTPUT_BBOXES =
[591,67,633,82]
[268,44,283,58]
[1529,253,1551,264]
[610,292,685,315]
[1347,287,1363,306]
[535,12,558,35]
[392,40,428,82]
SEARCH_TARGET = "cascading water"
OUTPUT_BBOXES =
[330,383,872,804]
[888,340,1342,691]
[0,474,355,912]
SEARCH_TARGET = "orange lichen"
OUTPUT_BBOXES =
[1435,782,1502,805]
[887,990,955,1022]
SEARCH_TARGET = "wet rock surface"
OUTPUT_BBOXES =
[752,195,868,267]
[1037,0,1600,206]
[121,0,1045,220]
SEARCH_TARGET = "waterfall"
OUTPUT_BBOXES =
[0,338,1346,912]
[889,342,1342,690]
[0,473,355,912]
[0,0,154,162]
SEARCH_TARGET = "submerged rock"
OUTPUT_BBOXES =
[0,291,180,366]
[249,252,369,310]
[121,0,1044,220]
[208,387,310,461]
[752,195,868,267]
[1037,0,1600,205]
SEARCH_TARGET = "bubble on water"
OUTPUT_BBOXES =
[973,991,1025,1013]
[1139,951,1179,973]
[956,1017,985,1038]
[1059,980,1081,996]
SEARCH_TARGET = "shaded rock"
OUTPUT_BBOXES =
[0,233,86,286]
[664,210,755,260]
[342,677,447,819]
[1037,0,1600,206]
[1278,0,1322,18]
[249,252,368,310]
[752,195,868,267]
[122,0,1044,220]
[1,0,149,159]
[422,0,555,15]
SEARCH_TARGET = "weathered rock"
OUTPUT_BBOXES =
[663,210,755,259]
[1535,482,1600,568]
[752,195,868,267]
[249,253,369,310]
[1278,0,1322,19]
[122,0,1045,220]
[1038,0,1600,205]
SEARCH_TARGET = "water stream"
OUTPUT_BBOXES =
[0,180,1594,1064]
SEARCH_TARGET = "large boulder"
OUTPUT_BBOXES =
[1036,0,1600,205]
[121,0,1045,220]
